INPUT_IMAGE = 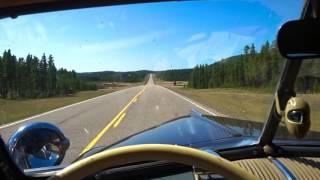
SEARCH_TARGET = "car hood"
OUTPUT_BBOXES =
[78,110,262,160]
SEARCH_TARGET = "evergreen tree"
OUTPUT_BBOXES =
[47,55,57,96]
[1,50,9,98]
[0,50,96,99]
[0,55,4,97]
[39,53,48,97]
[189,40,286,89]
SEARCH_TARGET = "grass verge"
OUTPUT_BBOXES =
[163,84,320,132]
[0,88,125,125]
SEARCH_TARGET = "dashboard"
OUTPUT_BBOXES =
[84,157,320,180]
[24,156,320,179]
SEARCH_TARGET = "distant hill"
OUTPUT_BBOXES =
[78,68,193,82]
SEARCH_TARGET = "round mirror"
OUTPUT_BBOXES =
[7,122,70,169]
[284,97,310,138]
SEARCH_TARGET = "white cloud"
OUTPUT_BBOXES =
[34,22,47,41]
[187,33,206,42]
[77,30,172,53]
[256,0,303,21]
[151,53,171,71]
[97,21,114,29]
[108,21,114,28]
[230,26,267,37]
[0,18,50,57]
[96,23,106,29]
[119,10,127,21]
[59,25,70,33]
[176,31,254,68]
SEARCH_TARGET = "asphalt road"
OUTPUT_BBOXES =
[0,74,219,164]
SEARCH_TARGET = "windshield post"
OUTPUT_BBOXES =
[258,60,302,145]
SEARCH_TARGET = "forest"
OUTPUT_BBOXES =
[0,50,96,99]
[188,41,285,89]
[156,40,320,93]
[79,69,192,83]
[78,70,153,82]
[155,69,192,81]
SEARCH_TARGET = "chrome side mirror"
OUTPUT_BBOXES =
[7,122,70,169]
[284,97,310,138]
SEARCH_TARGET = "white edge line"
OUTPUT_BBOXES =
[0,87,140,129]
[159,86,218,116]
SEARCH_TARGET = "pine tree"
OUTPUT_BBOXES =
[32,56,41,97]
[1,51,8,98]
[0,55,3,97]
[39,53,48,97]
[47,55,57,96]
[16,57,27,98]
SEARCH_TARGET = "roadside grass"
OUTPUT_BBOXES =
[0,86,130,125]
[168,86,273,123]
[162,84,320,132]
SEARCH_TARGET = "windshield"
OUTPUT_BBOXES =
[0,0,303,164]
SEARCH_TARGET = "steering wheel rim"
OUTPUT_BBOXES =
[49,144,257,180]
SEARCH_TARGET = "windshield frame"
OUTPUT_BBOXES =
[0,1,317,179]
[0,0,177,19]
[0,0,311,162]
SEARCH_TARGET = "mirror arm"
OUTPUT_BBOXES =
[276,60,302,113]
[258,59,302,146]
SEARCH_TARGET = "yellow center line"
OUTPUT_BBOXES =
[80,86,147,155]
[132,97,138,103]
[113,112,126,128]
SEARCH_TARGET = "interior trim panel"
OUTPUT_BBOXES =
[234,157,320,180]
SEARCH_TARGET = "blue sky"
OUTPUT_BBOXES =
[0,0,303,72]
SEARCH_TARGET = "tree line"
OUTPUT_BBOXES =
[0,49,96,99]
[155,69,192,81]
[78,70,153,83]
[189,41,286,89]
[187,41,320,93]
[79,69,193,83]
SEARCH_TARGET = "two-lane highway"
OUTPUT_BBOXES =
[0,74,220,164]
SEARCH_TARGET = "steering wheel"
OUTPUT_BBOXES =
[49,144,257,180]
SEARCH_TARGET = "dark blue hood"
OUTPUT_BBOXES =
[79,110,261,160]
[109,111,241,148]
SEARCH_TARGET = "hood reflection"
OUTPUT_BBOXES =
[79,114,320,160]
[205,115,320,140]
[205,116,263,137]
